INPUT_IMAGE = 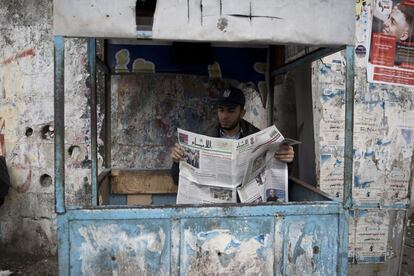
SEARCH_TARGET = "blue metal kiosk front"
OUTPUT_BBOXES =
[53,1,355,274]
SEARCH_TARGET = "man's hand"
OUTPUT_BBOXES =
[274,144,294,163]
[170,143,184,163]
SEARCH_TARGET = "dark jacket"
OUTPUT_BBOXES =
[171,119,260,185]
[0,156,10,206]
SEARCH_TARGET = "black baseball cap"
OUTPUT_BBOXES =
[212,87,245,108]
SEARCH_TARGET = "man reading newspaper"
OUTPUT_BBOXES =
[170,86,295,204]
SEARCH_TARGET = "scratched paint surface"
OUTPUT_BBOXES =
[181,218,274,275]
[69,220,170,276]
[279,215,339,275]
[61,204,346,275]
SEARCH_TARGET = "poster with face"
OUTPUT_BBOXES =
[368,0,414,86]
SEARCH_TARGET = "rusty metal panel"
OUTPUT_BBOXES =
[179,215,342,275]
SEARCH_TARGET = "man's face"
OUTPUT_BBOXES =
[383,7,410,41]
[217,105,245,131]
[270,189,276,197]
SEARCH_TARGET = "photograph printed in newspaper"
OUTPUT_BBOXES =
[237,158,289,203]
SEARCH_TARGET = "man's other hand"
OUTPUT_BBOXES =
[170,143,184,163]
[274,144,294,163]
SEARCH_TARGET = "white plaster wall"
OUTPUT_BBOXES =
[0,0,93,255]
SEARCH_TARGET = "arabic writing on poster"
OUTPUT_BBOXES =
[315,50,413,207]
[314,52,347,200]
[352,105,413,206]
[354,210,389,263]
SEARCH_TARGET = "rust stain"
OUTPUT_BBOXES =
[154,118,168,132]
[1,48,35,65]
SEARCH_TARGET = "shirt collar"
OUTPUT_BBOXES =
[219,127,243,139]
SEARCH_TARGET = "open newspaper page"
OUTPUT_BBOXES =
[234,125,283,186]
[177,128,236,187]
[235,126,289,203]
[237,156,289,203]
[264,159,288,202]
[176,126,291,204]
[177,175,237,204]
[237,168,266,203]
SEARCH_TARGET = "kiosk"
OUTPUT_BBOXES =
[53,1,355,274]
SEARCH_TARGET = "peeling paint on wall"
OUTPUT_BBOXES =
[181,218,274,275]
[184,229,272,274]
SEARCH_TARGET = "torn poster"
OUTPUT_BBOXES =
[348,211,356,262]
[354,210,389,263]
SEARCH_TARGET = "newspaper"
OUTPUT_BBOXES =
[176,125,293,204]
[176,176,238,204]
[237,157,289,203]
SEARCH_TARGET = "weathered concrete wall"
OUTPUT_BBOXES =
[0,0,93,255]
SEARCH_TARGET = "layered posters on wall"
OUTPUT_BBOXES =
[354,210,389,263]
[348,210,390,263]
[175,125,296,204]
[368,0,414,86]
